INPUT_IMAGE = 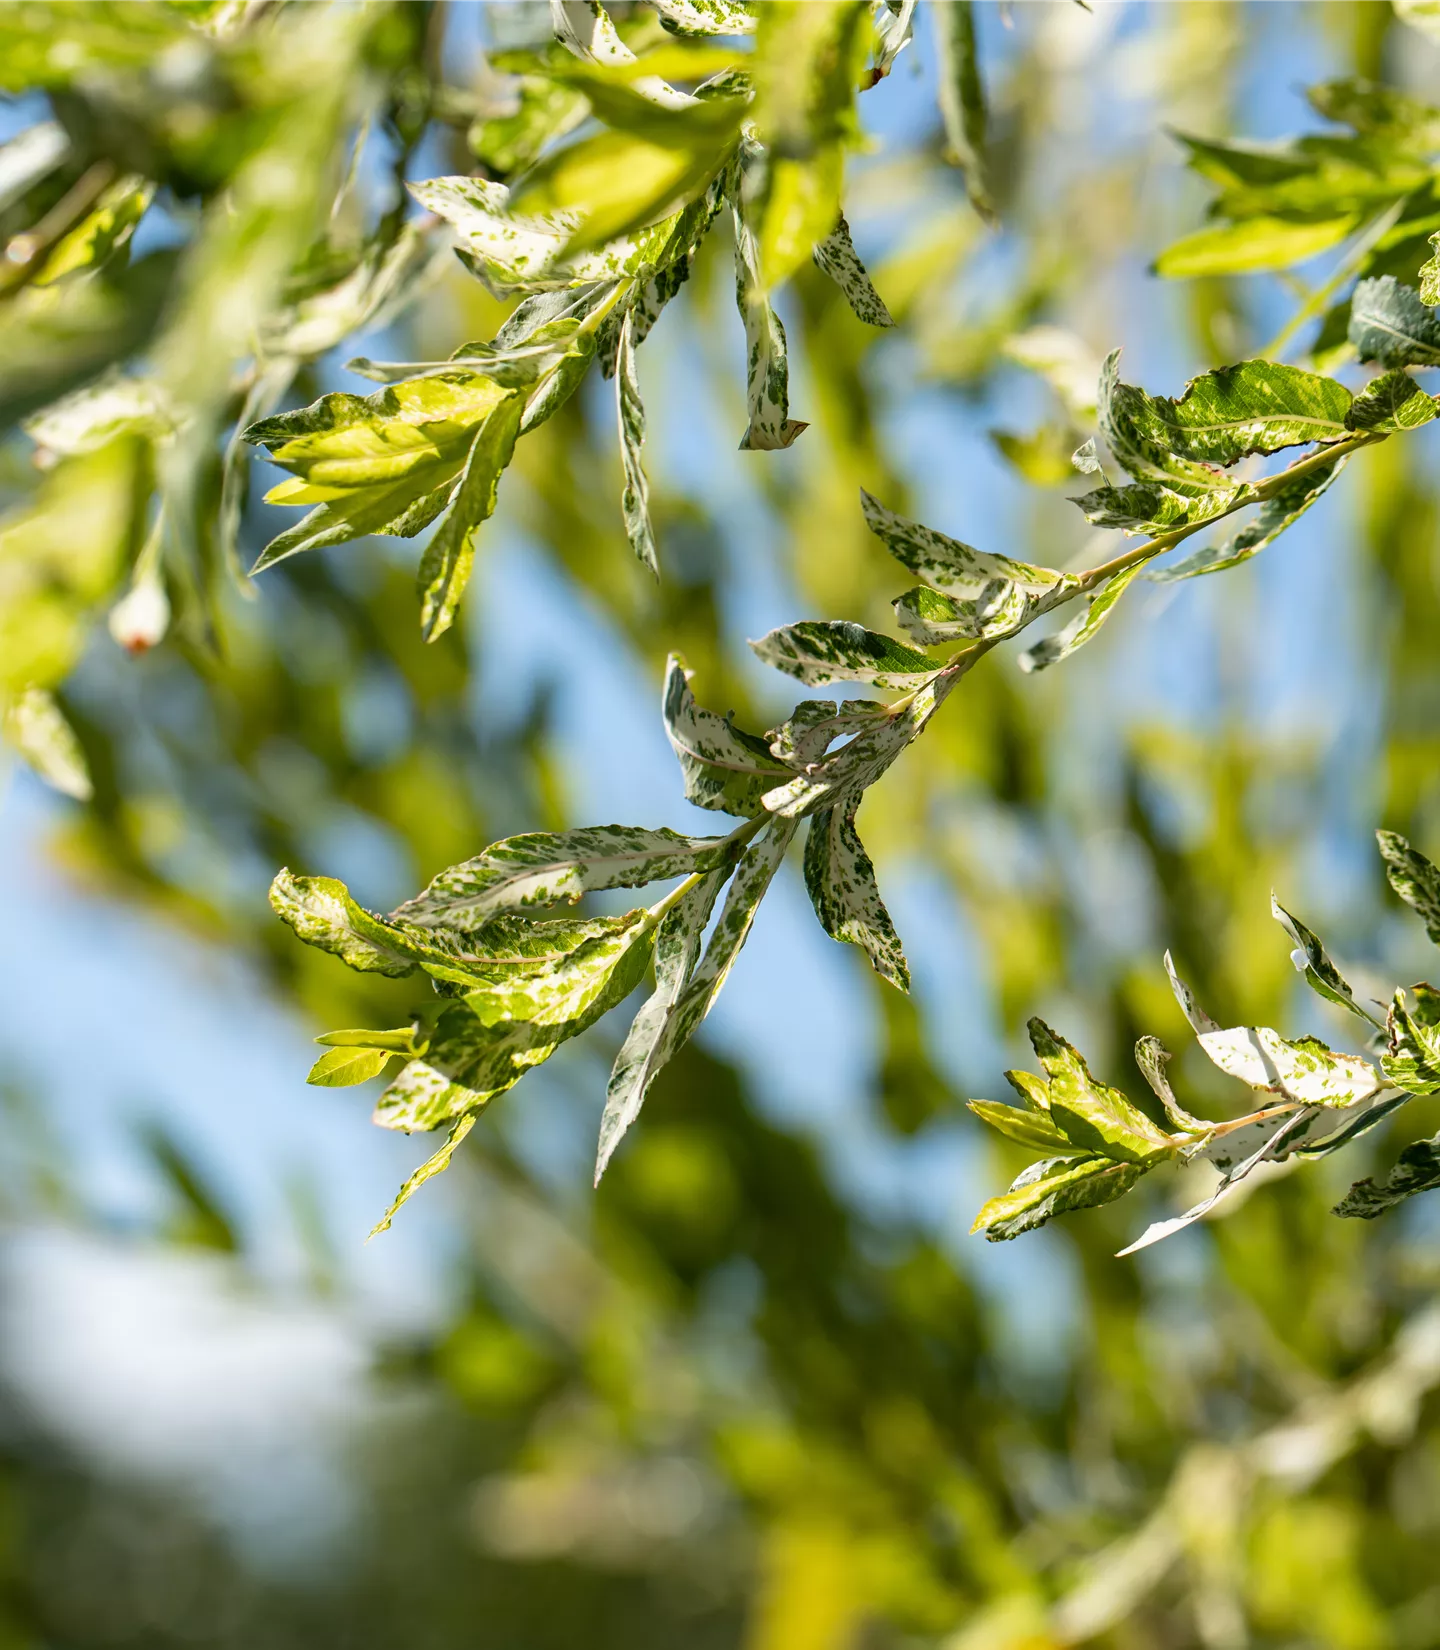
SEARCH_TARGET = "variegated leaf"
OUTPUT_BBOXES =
[662,653,791,815]
[1272,894,1381,1027]
[892,580,1036,645]
[551,0,632,62]
[933,0,994,223]
[1133,1035,1209,1135]
[1377,829,1440,943]
[804,798,908,989]
[645,0,756,34]
[23,371,174,457]
[269,869,416,977]
[596,865,730,1181]
[393,824,731,930]
[417,391,524,641]
[869,0,916,80]
[1333,1132,1440,1219]
[370,1113,477,1237]
[1072,479,1252,534]
[750,620,937,688]
[1164,949,1219,1034]
[812,214,893,327]
[1348,276,1440,368]
[860,489,1068,598]
[3,686,91,800]
[1098,350,1352,497]
[1344,368,1438,433]
[766,698,887,767]
[1382,984,1440,1095]
[614,309,656,572]
[1018,563,1143,674]
[731,141,807,450]
[1025,1018,1176,1163]
[1198,1025,1380,1108]
[413,171,728,295]
[1145,454,1346,583]
[972,1154,1149,1242]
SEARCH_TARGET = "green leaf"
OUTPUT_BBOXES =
[417,391,524,642]
[470,75,589,180]
[662,653,792,815]
[1145,454,1347,583]
[750,620,937,688]
[315,1027,422,1054]
[246,371,515,572]
[23,371,174,458]
[34,174,154,285]
[1271,893,1382,1027]
[1348,276,1440,368]
[1344,368,1438,432]
[1377,829,1440,943]
[3,686,91,800]
[859,490,1069,599]
[731,145,808,450]
[369,1113,477,1238]
[812,213,894,328]
[1025,1018,1176,1163]
[971,1154,1149,1242]
[614,309,656,572]
[509,95,745,255]
[1018,563,1143,674]
[1099,352,1353,494]
[1154,215,1358,278]
[966,1099,1076,1154]
[932,0,995,223]
[392,824,733,929]
[596,864,730,1182]
[307,1046,391,1087]
[1419,229,1440,306]
[804,798,908,990]
[1381,984,1440,1095]
[1333,1132,1440,1219]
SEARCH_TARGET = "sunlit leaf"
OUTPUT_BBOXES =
[966,1099,1075,1154]
[1154,215,1357,278]
[614,308,656,572]
[860,490,1069,597]
[932,0,994,223]
[369,1113,477,1237]
[3,685,91,800]
[307,1046,391,1087]
[1381,984,1440,1095]
[1333,1132,1440,1218]
[750,620,937,688]
[971,1153,1149,1242]
[1271,893,1382,1027]
[1377,829,1440,943]
[812,213,894,328]
[663,653,791,815]
[1343,367,1437,432]
[804,797,908,989]
[1024,1018,1175,1163]
[392,824,733,929]
[731,143,808,450]
[1018,563,1144,674]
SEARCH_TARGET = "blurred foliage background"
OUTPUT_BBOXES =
[4,2,1440,1647]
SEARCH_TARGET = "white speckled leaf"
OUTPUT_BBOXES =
[1377,829,1440,944]
[414,171,729,295]
[1018,563,1143,674]
[393,824,732,929]
[892,579,1038,645]
[595,864,730,1182]
[1146,455,1346,582]
[1334,1132,1440,1219]
[662,653,791,815]
[973,1154,1148,1242]
[812,214,893,327]
[1344,368,1437,432]
[23,371,173,457]
[1381,985,1440,1095]
[1023,1018,1175,1163]
[749,619,937,688]
[860,491,1068,597]
[731,144,808,450]
[1072,479,1253,534]
[766,697,887,767]
[4,686,91,800]
[1197,1024,1380,1108]
[1098,350,1352,497]
[551,0,632,62]
[804,797,908,989]
[269,869,416,976]
[614,309,656,572]
[1271,893,1381,1026]
[369,1113,477,1237]
[646,0,755,33]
